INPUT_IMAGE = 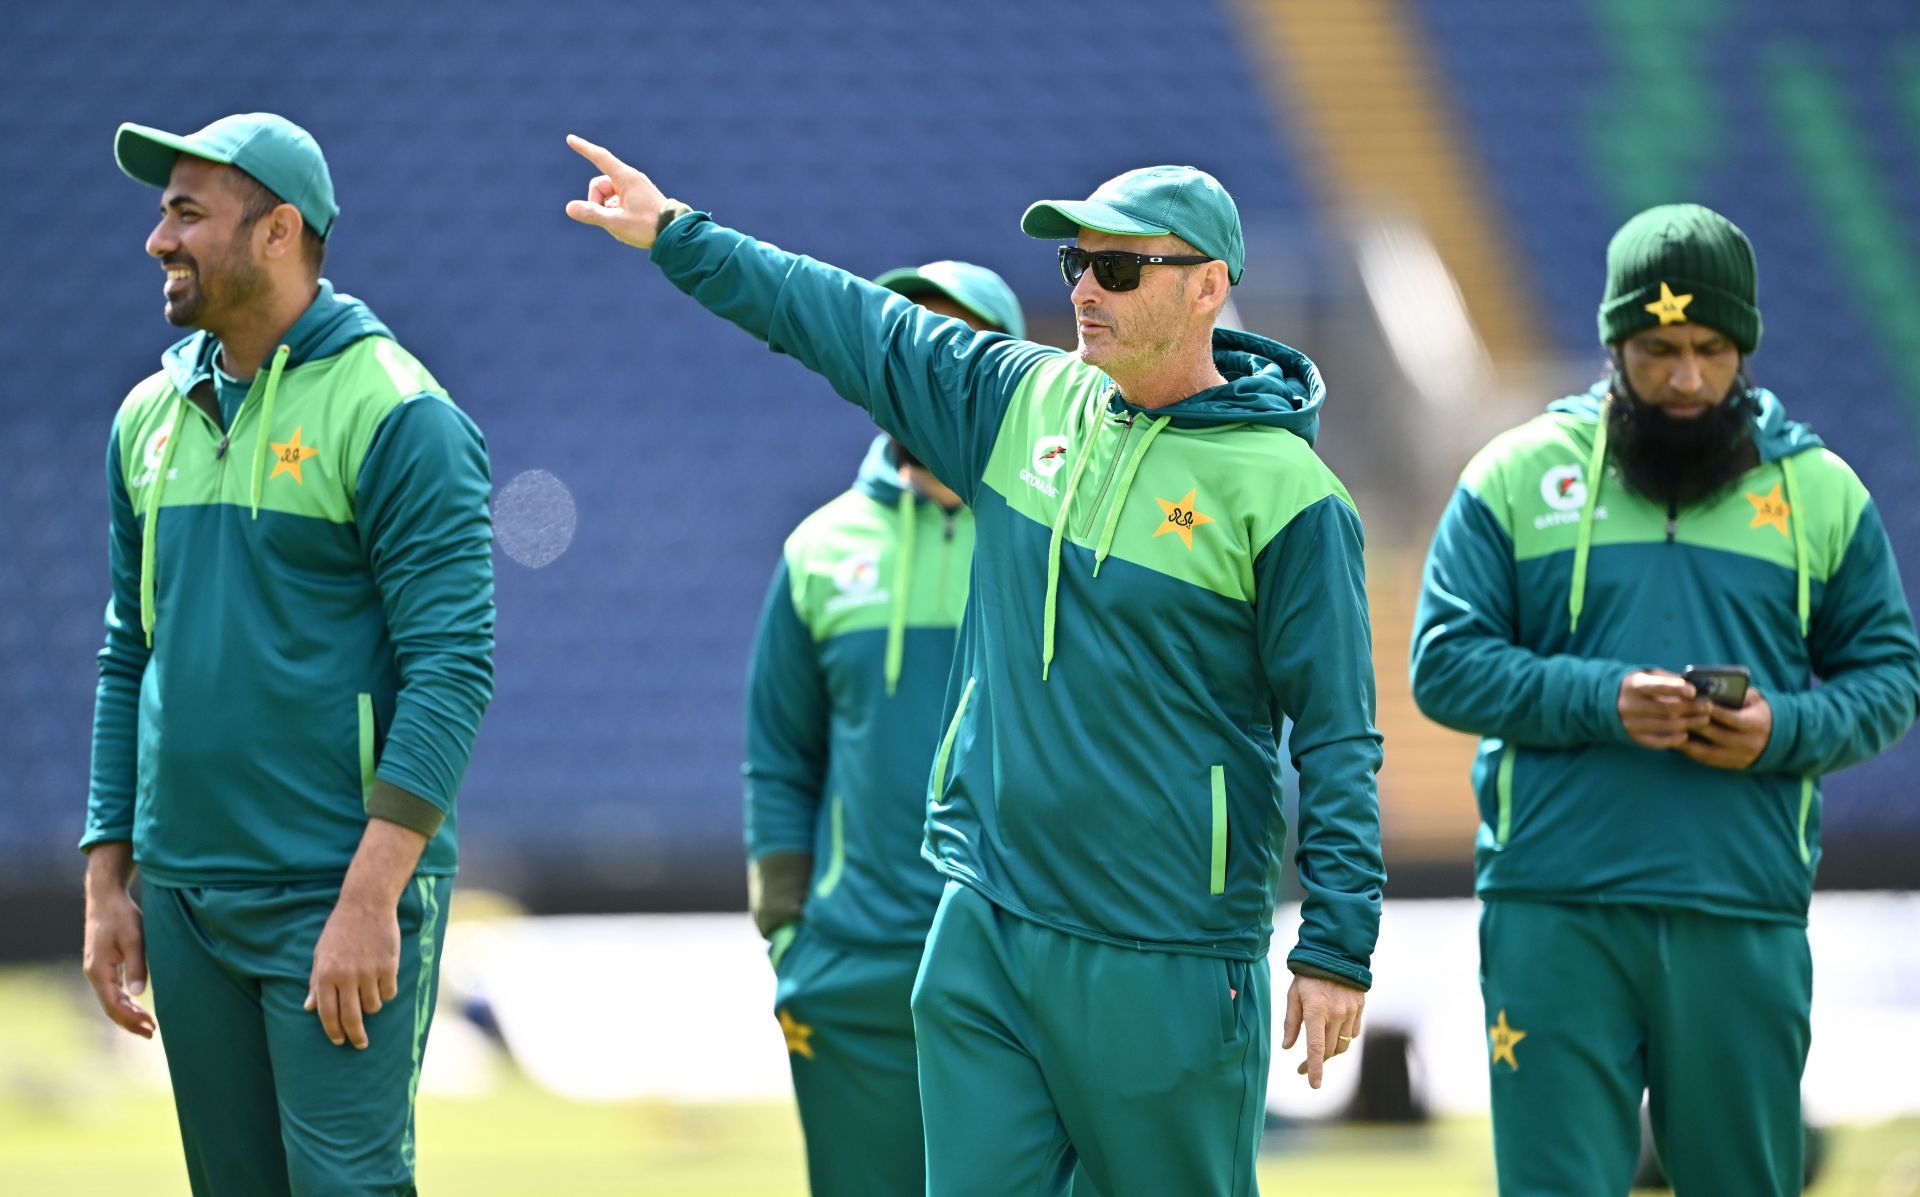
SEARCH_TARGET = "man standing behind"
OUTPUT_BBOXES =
[568,137,1381,1196]
[82,113,494,1196]
[746,261,1024,1196]
[1411,203,1920,1195]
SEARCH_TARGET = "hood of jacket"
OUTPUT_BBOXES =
[160,278,393,395]
[1110,327,1324,442]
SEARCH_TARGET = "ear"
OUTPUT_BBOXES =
[1191,260,1231,320]
[257,203,306,264]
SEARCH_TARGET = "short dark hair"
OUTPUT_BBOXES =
[234,171,326,275]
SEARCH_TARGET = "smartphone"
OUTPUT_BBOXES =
[1683,664,1751,708]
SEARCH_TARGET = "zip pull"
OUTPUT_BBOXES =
[1665,498,1678,543]
[944,512,956,542]
[215,434,230,459]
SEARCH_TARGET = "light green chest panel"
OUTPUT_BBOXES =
[785,492,975,641]
[118,337,445,526]
[981,354,1351,602]
[1468,414,1866,583]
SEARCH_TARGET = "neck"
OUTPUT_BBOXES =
[1108,338,1227,410]
[214,279,317,380]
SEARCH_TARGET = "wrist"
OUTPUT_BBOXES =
[83,841,135,898]
[655,199,693,239]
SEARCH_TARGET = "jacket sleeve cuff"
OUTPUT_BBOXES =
[1751,689,1801,774]
[1286,948,1372,991]
[1588,659,1636,745]
[748,852,813,939]
[367,779,446,838]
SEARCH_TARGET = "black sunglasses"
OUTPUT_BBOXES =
[1058,246,1213,292]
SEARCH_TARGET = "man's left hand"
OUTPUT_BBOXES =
[1677,685,1772,771]
[305,894,400,1049]
[1282,973,1367,1089]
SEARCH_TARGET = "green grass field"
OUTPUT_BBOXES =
[4,965,1915,1196]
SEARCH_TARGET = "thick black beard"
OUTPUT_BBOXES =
[1605,366,1759,509]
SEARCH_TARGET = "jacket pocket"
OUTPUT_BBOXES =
[356,693,376,809]
[1494,744,1516,845]
[931,677,976,797]
[1209,764,1228,895]
[813,795,845,899]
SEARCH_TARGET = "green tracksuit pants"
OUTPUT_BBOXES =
[911,880,1270,1197]
[1480,899,1811,1197]
[143,877,451,1197]
[772,925,928,1196]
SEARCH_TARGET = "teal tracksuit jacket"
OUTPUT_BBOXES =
[1411,384,1920,921]
[82,281,495,883]
[746,435,973,949]
[656,213,1384,984]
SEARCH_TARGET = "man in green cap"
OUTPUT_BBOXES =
[82,112,495,1195]
[567,136,1381,1196]
[749,261,1027,1197]
[1411,202,1920,1194]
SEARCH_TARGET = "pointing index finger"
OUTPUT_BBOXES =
[567,134,629,178]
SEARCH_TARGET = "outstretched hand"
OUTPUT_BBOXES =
[564,135,670,250]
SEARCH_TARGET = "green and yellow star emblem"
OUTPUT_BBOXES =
[1746,484,1791,537]
[269,425,320,485]
[778,1008,814,1060]
[1643,281,1694,326]
[1153,488,1216,550]
[1489,1009,1527,1071]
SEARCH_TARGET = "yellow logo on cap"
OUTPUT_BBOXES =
[1644,281,1694,326]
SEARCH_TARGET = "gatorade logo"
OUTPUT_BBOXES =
[143,421,175,470]
[1020,433,1069,499]
[1539,465,1586,512]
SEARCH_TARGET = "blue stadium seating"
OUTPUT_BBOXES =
[0,0,1311,894]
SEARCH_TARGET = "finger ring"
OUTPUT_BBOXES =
[1337,1035,1357,1041]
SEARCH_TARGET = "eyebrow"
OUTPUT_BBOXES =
[160,194,204,213]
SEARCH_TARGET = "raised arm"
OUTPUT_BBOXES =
[562,135,1054,501]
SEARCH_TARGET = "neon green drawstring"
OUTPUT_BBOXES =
[1568,399,1613,635]
[1041,391,1107,681]
[138,393,191,647]
[1090,415,1170,575]
[1781,454,1809,637]
[248,344,292,519]
[884,487,916,697]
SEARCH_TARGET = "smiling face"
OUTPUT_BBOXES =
[1617,322,1743,418]
[1069,229,1223,376]
[144,156,274,330]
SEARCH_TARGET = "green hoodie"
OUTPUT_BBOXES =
[746,436,973,950]
[82,280,495,885]
[1411,383,1920,922]
[655,214,1383,982]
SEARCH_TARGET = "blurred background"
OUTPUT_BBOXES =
[3,0,1917,1192]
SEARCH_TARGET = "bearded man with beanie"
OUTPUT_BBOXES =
[1410,202,1920,1195]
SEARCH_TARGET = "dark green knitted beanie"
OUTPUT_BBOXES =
[1597,203,1761,353]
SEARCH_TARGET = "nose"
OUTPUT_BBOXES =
[1071,267,1103,308]
[1671,351,1705,395]
[147,218,175,259]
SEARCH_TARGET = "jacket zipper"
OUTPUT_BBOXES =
[1665,498,1678,544]
[1075,412,1137,539]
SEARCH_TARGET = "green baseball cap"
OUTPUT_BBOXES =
[1021,165,1244,284]
[874,260,1027,339]
[115,113,338,239]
